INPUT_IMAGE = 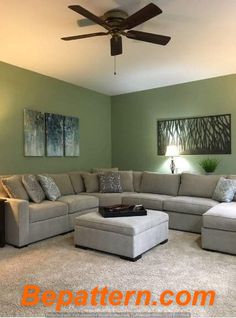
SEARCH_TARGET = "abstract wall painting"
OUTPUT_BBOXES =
[24,109,45,156]
[157,114,231,155]
[45,113,64,157]
[64,116,80,157]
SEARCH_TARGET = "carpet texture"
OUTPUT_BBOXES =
[0,230,235,317]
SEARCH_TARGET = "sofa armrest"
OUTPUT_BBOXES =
[3,198,29,247]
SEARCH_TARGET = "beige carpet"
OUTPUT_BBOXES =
[0,230,235,317]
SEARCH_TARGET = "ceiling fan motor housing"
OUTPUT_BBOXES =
[102,10,128,30]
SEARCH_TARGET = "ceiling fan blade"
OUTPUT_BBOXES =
[126,30,171,45]
[61,32,109,41]
[68,5,110,30]
[110,36,123,56]
[120,3,162,30]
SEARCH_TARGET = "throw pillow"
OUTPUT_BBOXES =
[22,175,45,203]
[82,173,99,193]
[1,175,29,201]
[98,172,123,193]
[37,175,61,201]
[212,177,236,202]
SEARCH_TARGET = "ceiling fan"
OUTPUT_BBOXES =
[61,3,171,56]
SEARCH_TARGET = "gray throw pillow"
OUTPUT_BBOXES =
[1,175,29,201]
[22,175,45,203]
[212,177,236,202]
[98,172,123,193]
[82,173,99,193]
[38,175,61,201]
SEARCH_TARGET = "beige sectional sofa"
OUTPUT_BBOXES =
[0,171,235,255]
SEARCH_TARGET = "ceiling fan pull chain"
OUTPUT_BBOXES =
[114,56,117,76]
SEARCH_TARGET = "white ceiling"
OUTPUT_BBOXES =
[0,0,236,96]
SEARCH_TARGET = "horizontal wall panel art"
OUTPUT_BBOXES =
[24,109,80,157]
[157,114,231,155]
[24,109,45,156]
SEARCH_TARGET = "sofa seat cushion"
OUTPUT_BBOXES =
[122,193,172,210]
[81,192,123,207]
[58,195,98,213]
[163,196,219,215]
[29,201,68,223]
[203,203,236,232]
[75,210,168,236]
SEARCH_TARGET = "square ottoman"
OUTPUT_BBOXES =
[202,203,236,255]
[74,210,169,261]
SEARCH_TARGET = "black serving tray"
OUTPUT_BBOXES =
[99,204,147,218]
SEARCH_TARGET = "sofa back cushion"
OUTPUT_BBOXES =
[48,174,75,195]
[133,171,143,192]
[1,175,29,200]
[69,172,85,194]
[179,173,221,198]
[22,174,45,203]
[141,172,180,196]
[119,171,134,192]
[0,175,10,198]
[91,167,119,173]
[82,173,99,193]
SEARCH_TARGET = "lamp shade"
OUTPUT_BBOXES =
[165,145,179,157]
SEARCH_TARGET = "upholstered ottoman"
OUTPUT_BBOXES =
[74,210,169,261]
[202,203,236,255]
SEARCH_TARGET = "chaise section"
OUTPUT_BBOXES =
[122,193,172,210]
[202,203,236,255]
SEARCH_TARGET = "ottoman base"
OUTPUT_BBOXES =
[76,238,168,262]
[74,211,168,261]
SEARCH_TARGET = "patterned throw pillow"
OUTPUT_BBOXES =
[98,172,123,193]
[37,175,61,201]
[22,175,45,203]
[212,177,236,202]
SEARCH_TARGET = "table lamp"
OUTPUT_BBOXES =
[165,145,180,174]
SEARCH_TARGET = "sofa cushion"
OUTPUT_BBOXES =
[122,193,172,211]
[141,172,180,196]
[75,210,168,236]
[58,195,98,213]
[212,177,236,202]
[1,175,29,201]
[29,200,68,223]
[179,173,221,198]
[133,171,143,192]
[203,203,236,232]
[49,174,74,195]
[82,192,123,206]
[119,171,134,192]
[98,172,122,193]
[163,196,219,215]
[22,175,45,203]
[0,175,10,198]
[82,173,99,193]
[69,172,85,194]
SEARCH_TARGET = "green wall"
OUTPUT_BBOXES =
[0,61,111,174]
[111,74,236,174]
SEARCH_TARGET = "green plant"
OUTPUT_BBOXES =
[199,158,219,173]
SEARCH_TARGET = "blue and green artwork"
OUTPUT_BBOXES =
[45,113,64,157]
[64,116,80,157]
